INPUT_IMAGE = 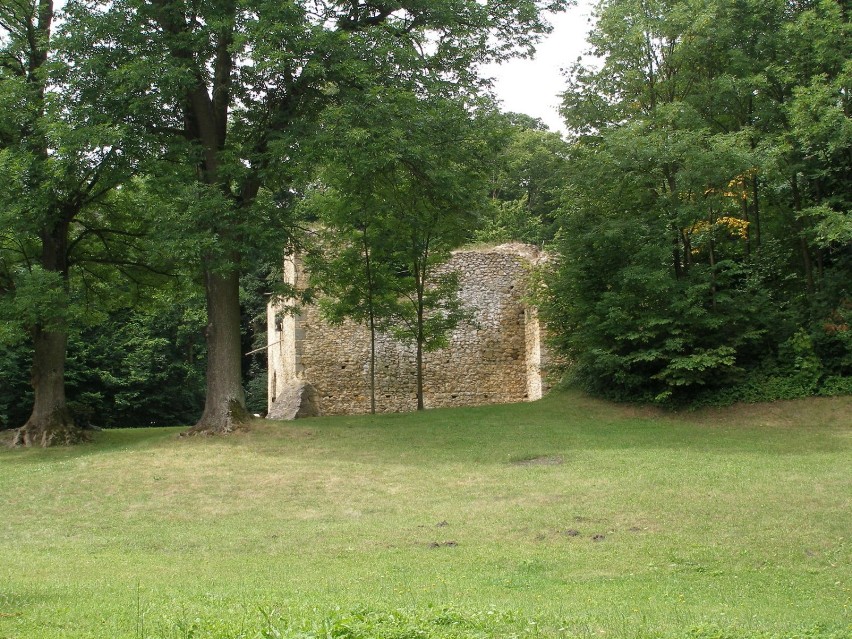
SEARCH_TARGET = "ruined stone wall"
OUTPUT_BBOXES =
[268,244,548,416]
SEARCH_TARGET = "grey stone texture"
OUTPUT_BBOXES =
[267,380,321,420]
[267,243,549,417]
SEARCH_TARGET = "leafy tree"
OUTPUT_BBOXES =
[550,0,851,404]
[305,90,488,411]
[1,0,156,445]
[74,0,568,433]
[547,124,772,402]
[476,113,569,245]
[303,199,398,414]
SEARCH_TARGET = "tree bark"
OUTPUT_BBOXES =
[16,231,76,447]
[751,173,761,250]
[9,0,85,447]
[148,1,249,435]
[707,209,717,310]
[14,216,87,446]
[13,326,85,447]
[184,266,251,435]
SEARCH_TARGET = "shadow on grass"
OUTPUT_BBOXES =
[2,391,849,466]
[255,391,851,462]
[0,426,185,464]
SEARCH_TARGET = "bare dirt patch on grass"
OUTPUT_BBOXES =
[511,454,564,466]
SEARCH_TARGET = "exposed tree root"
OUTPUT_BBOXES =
[11,409,88,447]
[181,399,254,437]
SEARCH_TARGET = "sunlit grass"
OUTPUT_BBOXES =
[1,391,850,638]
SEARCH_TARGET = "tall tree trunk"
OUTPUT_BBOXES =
[708,212,717,311]
[746,99,760,251]
[13,327,83,446]
[151,2,250,435]
[665,171,683,278]
[751,173,761,250]
[14,221,85,446]
[11,0,84,446]
[185,266,251,434]
[672,229,684,279]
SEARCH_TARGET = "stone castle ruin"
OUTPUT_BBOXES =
[267,244,549,418]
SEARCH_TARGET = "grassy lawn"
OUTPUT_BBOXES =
[0,390,850,638]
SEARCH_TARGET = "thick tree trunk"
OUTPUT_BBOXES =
[184,267,251,435]
[13,327,85,447]
[14,217,86,446]
[10,0,83,447]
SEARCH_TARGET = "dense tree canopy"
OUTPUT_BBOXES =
[546,0,851,403]
[2,0,568,443]
[1,0,162,444]
[476,112,570,245]
[1,0,849,442]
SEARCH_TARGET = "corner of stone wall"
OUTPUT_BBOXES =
[524,304,544,400]
[267,253,307,415]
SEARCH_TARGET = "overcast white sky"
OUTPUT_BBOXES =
[483,0,597,134]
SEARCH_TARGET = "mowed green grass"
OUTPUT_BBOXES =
[0,390,850,638]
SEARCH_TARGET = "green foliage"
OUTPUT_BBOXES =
[475,113,569,245]
[0,342,33,429]
[546,209,774,403]
[63,307,206,429]
[0,271,208,430]
[698,318,852,406]
[475,198,546,245]
[302,89,490,408]
[548,0,851,405]
[0,267,69,335]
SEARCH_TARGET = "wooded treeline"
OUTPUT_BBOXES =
[1,0,849,445]
[547,0,851,404]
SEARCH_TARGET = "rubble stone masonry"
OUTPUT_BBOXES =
[267,244,549,417]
